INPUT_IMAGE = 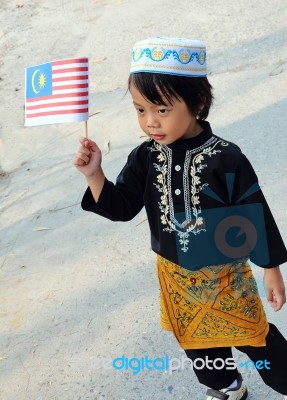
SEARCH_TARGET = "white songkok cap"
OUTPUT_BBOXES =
[130,37,207,77]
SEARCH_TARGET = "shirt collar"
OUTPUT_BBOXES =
[165,120,213,150]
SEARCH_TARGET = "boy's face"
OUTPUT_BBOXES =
[130,82,203,145]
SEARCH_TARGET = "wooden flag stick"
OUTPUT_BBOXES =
[85,120,88,138]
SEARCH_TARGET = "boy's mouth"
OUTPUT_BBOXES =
[150,134,166,141]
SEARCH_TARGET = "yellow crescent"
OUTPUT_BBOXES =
[31,69,40,94]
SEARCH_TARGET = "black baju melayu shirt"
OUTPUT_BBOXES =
[82,121,287,270]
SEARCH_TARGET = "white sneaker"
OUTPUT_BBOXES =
[206,373,248,400]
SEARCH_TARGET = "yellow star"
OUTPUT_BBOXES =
[39,73,46,89]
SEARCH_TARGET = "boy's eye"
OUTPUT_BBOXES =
[136,108,144,114]
[158,109,169,114]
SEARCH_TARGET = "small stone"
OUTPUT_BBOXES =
[168,385,173,393]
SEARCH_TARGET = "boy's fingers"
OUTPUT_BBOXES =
[79,137,95,146]
[78,152,90,163]
[79,136,89,146]
[74,151,90,166]
[79,137,99,152]
[74,157,85,167]
[265,287,273,302]
[268,290,286,311]
[274,291,286,308]
[273,299,282,312]
[79,146,90,156]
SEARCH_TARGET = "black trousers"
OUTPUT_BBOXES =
[185,323,287,395]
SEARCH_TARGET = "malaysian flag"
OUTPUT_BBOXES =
[25,57,89,126]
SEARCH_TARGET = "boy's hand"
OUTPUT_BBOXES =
[74,137,102,177]
[263,266,286,312]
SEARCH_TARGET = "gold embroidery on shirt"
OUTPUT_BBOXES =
[148,137,229,252]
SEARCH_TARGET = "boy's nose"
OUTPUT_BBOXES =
[147,114,160,128]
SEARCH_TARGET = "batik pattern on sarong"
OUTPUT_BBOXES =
[157,255,269,349]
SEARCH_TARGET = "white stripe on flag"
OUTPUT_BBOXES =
[52,71,88,78]
[26,96,88,106]
[52,88,88,94]
[26,104,88,115]
[25,113,88,127]
[52,62,89,71]
[53,79,88,87]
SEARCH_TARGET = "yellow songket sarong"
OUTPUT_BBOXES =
[157,255,269,349]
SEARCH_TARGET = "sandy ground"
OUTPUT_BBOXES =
[0,0,287,399]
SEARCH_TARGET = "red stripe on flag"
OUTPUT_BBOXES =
[52,75,88,82]
[26,100,88,111]
[26,108,89,118]
[53,84,88,90]
[52,58,88,66]
[52,67,88,74]
[26,92,88,103]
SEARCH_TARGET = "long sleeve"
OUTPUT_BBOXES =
[81,144,147,221]
[230,152,287,268]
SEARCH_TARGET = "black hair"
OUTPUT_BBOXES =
[128,72,213,120]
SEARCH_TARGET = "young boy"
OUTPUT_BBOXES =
[74,37,287,400]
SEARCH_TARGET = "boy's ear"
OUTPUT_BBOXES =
[199,94,206,109]
[196,102,205,118]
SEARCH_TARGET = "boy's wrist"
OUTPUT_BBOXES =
[264,266,280,274]
[85,167,106,203]
[86,167,104,181]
